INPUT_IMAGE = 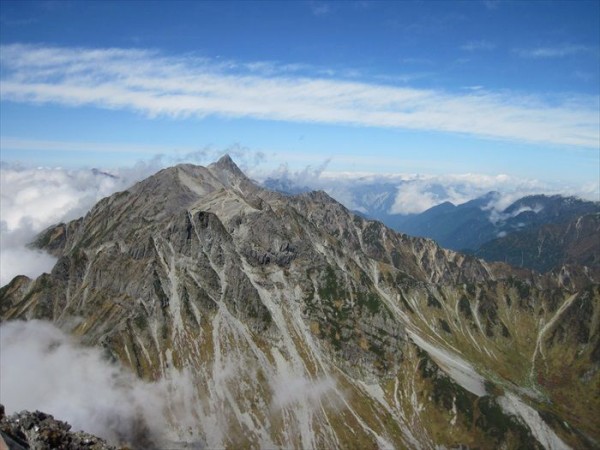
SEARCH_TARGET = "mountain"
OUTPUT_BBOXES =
[393,193,599,253]
[474,213,600,273]
[1,155,599,449]
[262,178,599,271]
[262,177,401,225]
[262,177,312,196]
[391,192,502,250]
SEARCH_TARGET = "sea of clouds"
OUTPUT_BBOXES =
[1,155,597,286]
[261,160,598,215]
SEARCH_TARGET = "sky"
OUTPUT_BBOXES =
[0,1,599,284]
[0,0,598,177]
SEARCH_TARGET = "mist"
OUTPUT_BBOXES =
[0,162,160,286]
[0,320,203,448]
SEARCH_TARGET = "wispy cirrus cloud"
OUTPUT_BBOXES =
[514,44,594,59]
[0,137,169,154]
[309,1,332,16]
[460,40,496,51]
[0,43,598,148]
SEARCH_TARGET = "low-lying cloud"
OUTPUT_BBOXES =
[389,174,547,215]
[258,164,598,216]
[2,155,597,287]
[271,374,338,411]
[0,320,195,448]
[484,202,545,225]
[0,162,159,286]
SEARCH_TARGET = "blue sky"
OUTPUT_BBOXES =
[0,0,599,187]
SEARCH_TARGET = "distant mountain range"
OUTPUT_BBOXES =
[474,212,600,272]
[264,178,599,273]
[393,193,599,266]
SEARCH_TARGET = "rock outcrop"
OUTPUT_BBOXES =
[0,405,117,450]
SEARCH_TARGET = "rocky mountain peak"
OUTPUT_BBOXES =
[209,153,247,179]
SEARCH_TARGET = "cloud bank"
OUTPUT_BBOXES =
[0,320,193,448]
[260,164,598,215]
[0,162,159,286]
[2,155,597,287]
[1,43,598,148]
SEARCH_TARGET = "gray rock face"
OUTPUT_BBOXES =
[1,155,599,449]
[0,406,117,450]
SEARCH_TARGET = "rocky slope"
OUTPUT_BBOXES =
[474,213,600,273]
[1,156,599,449]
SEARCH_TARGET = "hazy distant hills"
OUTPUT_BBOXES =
[392,194,600,273]
[264,178,599,272]
[394,194,599,258]
[391,191,502,251]
[474,213,600,272]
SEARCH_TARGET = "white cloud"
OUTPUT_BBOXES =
[1,43,598,148]
[257,165,598,216]
[271,374,338,410]
[0,163,159,286]
[460,40,496,51]
[0,320,200,447]
[389,173,597,215]
[390,173,600,215]
[390,182,444,214]
[514,44,593,59]
[0,242,57,287]
[388,174,507,215]
[483,202,545,225]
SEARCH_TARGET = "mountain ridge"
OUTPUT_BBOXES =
[384,192,599,253]
[261,176,599,272]
[474,213,600,272]
[1,156,598,449]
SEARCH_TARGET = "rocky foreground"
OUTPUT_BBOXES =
[0,405,117,450]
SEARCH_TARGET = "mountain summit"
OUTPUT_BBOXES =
[1,157,598,449]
